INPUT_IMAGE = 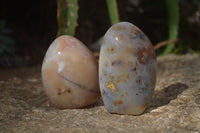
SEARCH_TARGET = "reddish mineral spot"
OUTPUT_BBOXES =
[57,88,71,95]
[107,47,115,54]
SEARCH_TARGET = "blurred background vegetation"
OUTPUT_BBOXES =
[0,0,199,68]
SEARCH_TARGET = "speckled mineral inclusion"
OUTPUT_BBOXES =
[99,22,157,115]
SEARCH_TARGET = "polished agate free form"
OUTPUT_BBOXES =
[42,35,100,109]
[99,22,156,115]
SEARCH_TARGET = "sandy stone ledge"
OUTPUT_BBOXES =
[0,54,200,133]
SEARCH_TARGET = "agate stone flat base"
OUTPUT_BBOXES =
[99,22,156,115]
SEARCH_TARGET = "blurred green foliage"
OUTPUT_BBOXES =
[0,0,199,68]
[124,0,200,55]
[57,0,182,55]
[163,0,179,55]
[0,20,16,67]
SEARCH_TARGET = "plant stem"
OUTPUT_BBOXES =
[57,0,78,36]
[162,0,179,55]
[106,0,120,25]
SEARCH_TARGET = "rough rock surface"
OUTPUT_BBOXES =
[0,54,200,133]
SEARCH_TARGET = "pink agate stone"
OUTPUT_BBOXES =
[41,35,100,109]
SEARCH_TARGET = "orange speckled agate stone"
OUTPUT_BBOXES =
[42,35,100,109]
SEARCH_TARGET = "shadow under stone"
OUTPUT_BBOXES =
[89,83,189,112]
[146,82,189,112]
[7,82,187,111]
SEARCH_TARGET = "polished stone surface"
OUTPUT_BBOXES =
[41,35,100,109]
[99,22,156,115]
